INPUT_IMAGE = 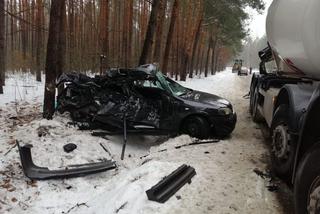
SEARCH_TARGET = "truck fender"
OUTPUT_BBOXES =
[273,84,313,132]
[293,85,320,182]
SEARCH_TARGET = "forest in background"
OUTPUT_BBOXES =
[0,0,265,96]
[238,35,267,69]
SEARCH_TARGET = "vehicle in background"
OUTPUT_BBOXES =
[238,66,249,76]
[57,64,237,139]
[232,59,243,73]
[250,0,320,213]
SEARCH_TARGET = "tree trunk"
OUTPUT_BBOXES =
[195,31,204,76]
[111,0,117,67]
[179,1,193,81]
[214,44,220,73]
[100,0,109,69]
[139,0,160,65]
[0,0,5,94]
[162,0,178,74]
[204,36,212,77]
[199,39,206,76]
[211,38,217,75]
[127,0,133,66]
[69,0,74,71]
[175,12,180,81]
[122,1,128,67]
[188,10,203,78]
[35,0,42,82]
[153,0,167,64]
[57,0,66,79]
[43,0,66,119]
[117,0,121,66]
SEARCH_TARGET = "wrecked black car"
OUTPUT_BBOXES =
[57,64,237,139]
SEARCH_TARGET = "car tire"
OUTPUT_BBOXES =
[252,90,263,122]
[183,116,210,139]
[294,144,320,214]
[270,104,297,180]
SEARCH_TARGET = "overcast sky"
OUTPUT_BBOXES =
[246,0,273,39]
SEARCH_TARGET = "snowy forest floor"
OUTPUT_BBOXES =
[0,68,293,214]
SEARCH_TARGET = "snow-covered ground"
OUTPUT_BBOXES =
[0,72,44,106]
[0,68,293,214]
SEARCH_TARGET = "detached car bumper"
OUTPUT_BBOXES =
[210,113,237,137]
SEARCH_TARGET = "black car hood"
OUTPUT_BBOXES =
[181,90,231,109]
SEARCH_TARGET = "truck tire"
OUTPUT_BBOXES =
[294,144,320,214]
[271,104,297,180]
[182,116,210,139]
[252,90,263,122]
[249,82,256,114]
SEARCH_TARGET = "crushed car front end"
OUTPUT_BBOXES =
[208,107,237,137]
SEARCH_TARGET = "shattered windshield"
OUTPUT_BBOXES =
[156,71,190,96]
[155,71,173,94]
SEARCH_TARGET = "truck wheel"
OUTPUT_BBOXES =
[294,145,320,214]
[249,84,256,114]
[182,116,210,139]
[249,75,257,114]
[271,104,297,180]
[252,91,263,122]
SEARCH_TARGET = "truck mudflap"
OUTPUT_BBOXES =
[18,143,117,180]
[146,164,196,203]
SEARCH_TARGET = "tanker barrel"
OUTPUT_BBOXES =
[266,0,320,78]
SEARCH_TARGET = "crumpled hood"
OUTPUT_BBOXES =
[181,90,232,109]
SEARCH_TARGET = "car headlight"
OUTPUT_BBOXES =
[218,107,232,115]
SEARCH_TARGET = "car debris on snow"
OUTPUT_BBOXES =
[139,138,220,159]
[63,143,77,153]
[146,164,196,203]
[253,168,280,192]
[18,142,117,180]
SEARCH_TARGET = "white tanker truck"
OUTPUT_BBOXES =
[249,0,320,213]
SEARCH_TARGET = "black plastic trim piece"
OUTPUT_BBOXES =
[146,164,196,203]
[17,143,117,180]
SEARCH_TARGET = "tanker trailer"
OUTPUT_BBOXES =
[249,0,320,213]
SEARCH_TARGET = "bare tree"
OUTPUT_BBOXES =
[0,0,5,94]
[189,3,203,78]
[99,0,109,69]
[139,0,160,65]
[162,0,178,75]
[43,0,66,119]
[35,0,43,82]
[153,0,167,64]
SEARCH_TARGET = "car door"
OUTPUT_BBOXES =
[133,79,175,130]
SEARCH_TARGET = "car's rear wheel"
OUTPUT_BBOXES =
[182,116,210,139]
[294,144,320,214]
[271,104,297,180]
